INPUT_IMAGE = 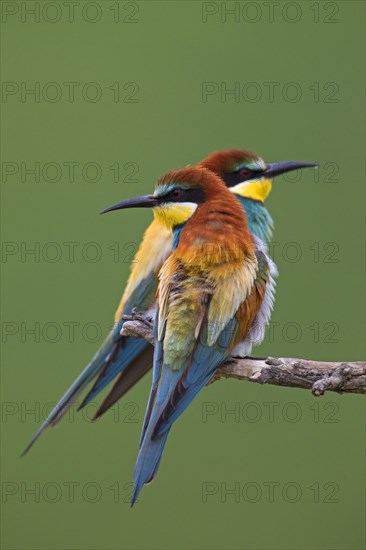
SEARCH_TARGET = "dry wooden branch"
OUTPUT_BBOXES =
[121,311,366,396]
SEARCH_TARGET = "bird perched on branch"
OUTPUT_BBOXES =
[99,165,278,503]
[22,151,316,456]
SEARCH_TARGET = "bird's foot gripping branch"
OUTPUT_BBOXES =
[121,310,366,397]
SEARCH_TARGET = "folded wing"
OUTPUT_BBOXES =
[132,242,274,504]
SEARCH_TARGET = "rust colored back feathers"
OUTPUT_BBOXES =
[169,166,254,264]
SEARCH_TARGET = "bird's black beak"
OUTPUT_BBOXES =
[100,194,158,214]
[264,161,318,178]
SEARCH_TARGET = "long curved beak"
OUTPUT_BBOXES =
[100,194,157,214]
[264,161,318,178]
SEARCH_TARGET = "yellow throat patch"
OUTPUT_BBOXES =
[153,202,197,229]
[230,178,272,203]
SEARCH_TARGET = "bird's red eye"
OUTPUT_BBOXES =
[239,168,252,180]
[171,189,183,199]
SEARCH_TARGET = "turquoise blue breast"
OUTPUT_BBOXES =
[240,197,273,243]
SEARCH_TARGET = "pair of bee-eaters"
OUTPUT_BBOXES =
[23,149,316,504]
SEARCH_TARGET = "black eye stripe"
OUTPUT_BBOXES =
[222,168,261,188]
[162,188,205,204]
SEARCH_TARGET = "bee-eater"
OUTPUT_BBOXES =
[99,165,278,503]
[22,151,316,455]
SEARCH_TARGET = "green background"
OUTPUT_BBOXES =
[1,1,365,549]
